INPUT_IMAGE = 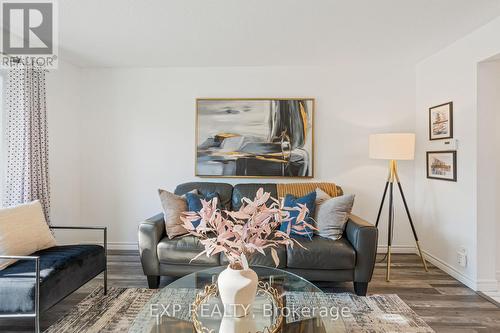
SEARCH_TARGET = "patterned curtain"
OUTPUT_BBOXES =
[3,66,50,222]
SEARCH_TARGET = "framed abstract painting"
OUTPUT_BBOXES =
[195,98,314,178]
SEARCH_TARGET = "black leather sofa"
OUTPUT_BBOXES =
[138,182,378,296]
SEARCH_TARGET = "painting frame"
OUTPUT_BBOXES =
[429,102,453,141]
[195,97,315,178]
[426,150,457,182]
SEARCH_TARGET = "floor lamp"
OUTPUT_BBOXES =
[369,133,428,282]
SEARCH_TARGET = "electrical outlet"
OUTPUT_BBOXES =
[457,248,467,267]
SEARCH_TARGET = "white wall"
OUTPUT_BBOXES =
[478,60,500,285]
[46,60,84,243]
[75,64,417,249]
[477,60,500,289]
[497,65,500,287]
[415,16,500,290]
[497,65,500,286]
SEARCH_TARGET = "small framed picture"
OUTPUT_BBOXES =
[426,151,457,182]
[429,102,453,140]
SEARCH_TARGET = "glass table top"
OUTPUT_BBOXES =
[130,266,347,333]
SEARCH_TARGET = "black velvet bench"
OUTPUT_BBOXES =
[0,226,107,333]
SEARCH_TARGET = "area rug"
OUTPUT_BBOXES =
[46,287,434,333]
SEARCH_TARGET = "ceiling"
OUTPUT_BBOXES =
[58,0,500,68]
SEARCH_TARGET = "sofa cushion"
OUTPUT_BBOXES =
[287,236,355,270]
[220,245,287,268]
[232,183,278,211]
[0,245,105,313]
[174,182,233,210]
[157,236,219,266]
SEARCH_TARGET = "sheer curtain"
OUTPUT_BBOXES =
[0,74,4,206]
[3,66,50,222]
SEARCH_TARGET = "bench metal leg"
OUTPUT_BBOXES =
[35,257,40,333]
[104,227,108,295]
[35,313,40,333]
[104,269,108,295]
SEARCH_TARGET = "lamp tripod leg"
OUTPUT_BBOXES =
[375,181,389,228]
[386,181,394,282]
[415,241,428,272]
[395,179,428,272]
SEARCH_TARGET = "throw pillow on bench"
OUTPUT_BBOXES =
[0,200,56,270]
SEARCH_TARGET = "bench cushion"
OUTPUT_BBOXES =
[287,236,355,270]
[0,245,105,313]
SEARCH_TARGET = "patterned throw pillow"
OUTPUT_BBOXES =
[314,194,355,240]
[185,192,221,228]
[280,191,317,239]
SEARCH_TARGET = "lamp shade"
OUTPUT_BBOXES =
[369,133,415,160]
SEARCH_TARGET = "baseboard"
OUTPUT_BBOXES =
[377,245,417,254]
[476,279,499,292]
[107,242,139,251]
[496,271,500,291]
[421,249,476,290]
[61,240,139,251]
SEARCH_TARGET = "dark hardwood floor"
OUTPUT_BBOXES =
[1,251,499,332]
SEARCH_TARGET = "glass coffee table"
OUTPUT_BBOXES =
[130,266,347,333]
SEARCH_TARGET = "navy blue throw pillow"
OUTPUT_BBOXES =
[280,191,317,238]
[186,192,221,228]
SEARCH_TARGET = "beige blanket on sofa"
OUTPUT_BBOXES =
[276,182,343,198]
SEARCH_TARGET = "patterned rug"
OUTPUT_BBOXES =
[46,287,434,333]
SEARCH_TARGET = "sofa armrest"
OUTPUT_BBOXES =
[138,213,165,276]
[345,214,378,282]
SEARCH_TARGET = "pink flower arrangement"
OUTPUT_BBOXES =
[181,188,315,269]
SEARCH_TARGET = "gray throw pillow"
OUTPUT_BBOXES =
[315,188,331,205]
[158,189,197,239]
[314,194,355,240]
[314,188,332,219]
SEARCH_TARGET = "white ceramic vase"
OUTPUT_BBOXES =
[217,265,258,318]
